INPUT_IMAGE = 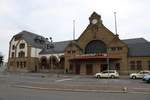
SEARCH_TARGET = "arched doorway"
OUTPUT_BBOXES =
[40,56,49,70]
[49,56,59,70]
[85,40,107,54]
[59,55,65,69]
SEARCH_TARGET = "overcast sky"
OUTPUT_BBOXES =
[0,0,150,61]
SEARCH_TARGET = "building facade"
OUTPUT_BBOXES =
[8,12,150,74]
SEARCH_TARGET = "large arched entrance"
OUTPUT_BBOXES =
[85,40,107,54]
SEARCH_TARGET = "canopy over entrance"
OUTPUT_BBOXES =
[70,53,121,61]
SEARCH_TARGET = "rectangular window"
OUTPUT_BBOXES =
[130,61,135,70]
[67,50,71,54]
[72,50,76,54]
[117,47,122,51]
[136,61,142,70]
[148,61,150,70]
[20,62,22,68]
[115,63,120,70]
[11,52,15,58]
[12,45,15,50]
[111,47,116,51]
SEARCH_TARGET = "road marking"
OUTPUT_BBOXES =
[55,78,72,82]
[133,87,150,90]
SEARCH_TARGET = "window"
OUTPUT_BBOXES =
[72,50,76,54]
[11,52,15,58]
[148,61,150,70]
[111,47,116,51]
[12,45,15,50]
[85,40,107,54]
[111,47,122,51]
[18,51,25,58]
[130,61,142,70]
[136,61,142,70]
[20,62,23,68]
[117,47,122,51]
[19,43,25,49]
[130,61,135,70]
[67,50,71,54]
[115,63,120,70]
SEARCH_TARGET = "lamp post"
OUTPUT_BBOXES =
[106,49,110,79]
[49,37,54,72]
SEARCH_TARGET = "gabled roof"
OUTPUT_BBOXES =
[13,31,49,49]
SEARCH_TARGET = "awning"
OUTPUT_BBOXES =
[70,53,121,61]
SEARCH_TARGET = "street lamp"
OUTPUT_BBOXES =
[49,37,54,71]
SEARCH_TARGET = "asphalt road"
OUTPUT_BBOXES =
[0,84,150,100]
[0,72,150,100]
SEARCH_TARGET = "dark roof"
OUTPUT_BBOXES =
[121,38,150,56]
[122,38,148,44]
[14,31,49,49]
[39,40,71,54]
[39,38,150,57]
[127,42,150,56]
[15,31,150,57]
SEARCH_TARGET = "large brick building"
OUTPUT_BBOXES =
[8,12,150,74]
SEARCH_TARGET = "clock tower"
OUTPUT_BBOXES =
[89,12,102,25]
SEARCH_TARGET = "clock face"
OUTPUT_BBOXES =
[92,19,98,24]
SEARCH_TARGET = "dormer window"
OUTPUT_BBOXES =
[19,43,25,49]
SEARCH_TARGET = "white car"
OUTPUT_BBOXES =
[95,70,119,79]
[130,70,150,79]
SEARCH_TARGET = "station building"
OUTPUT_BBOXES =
[8,12,150,75]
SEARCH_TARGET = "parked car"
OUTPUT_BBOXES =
[95,70,119,79]
[143,73,150,83]
[130,70,150,79]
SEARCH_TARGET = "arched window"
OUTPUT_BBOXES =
[19,43,25,49]
[18,51,25,58]
[85,40,107,54]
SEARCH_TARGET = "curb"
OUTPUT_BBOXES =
[12,85,150,94]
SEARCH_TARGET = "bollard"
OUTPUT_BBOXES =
[122,87,127,93]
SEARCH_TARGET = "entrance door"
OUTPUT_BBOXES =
[101,64,107,72]
[86,64,93,75]
[75,64,80,74]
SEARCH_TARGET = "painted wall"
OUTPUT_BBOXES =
[31,48,42,57]
[16,39,27,57]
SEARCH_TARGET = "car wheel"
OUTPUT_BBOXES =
[111,75,115,79]
[132,76,136,79]
[97,75,101,79]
